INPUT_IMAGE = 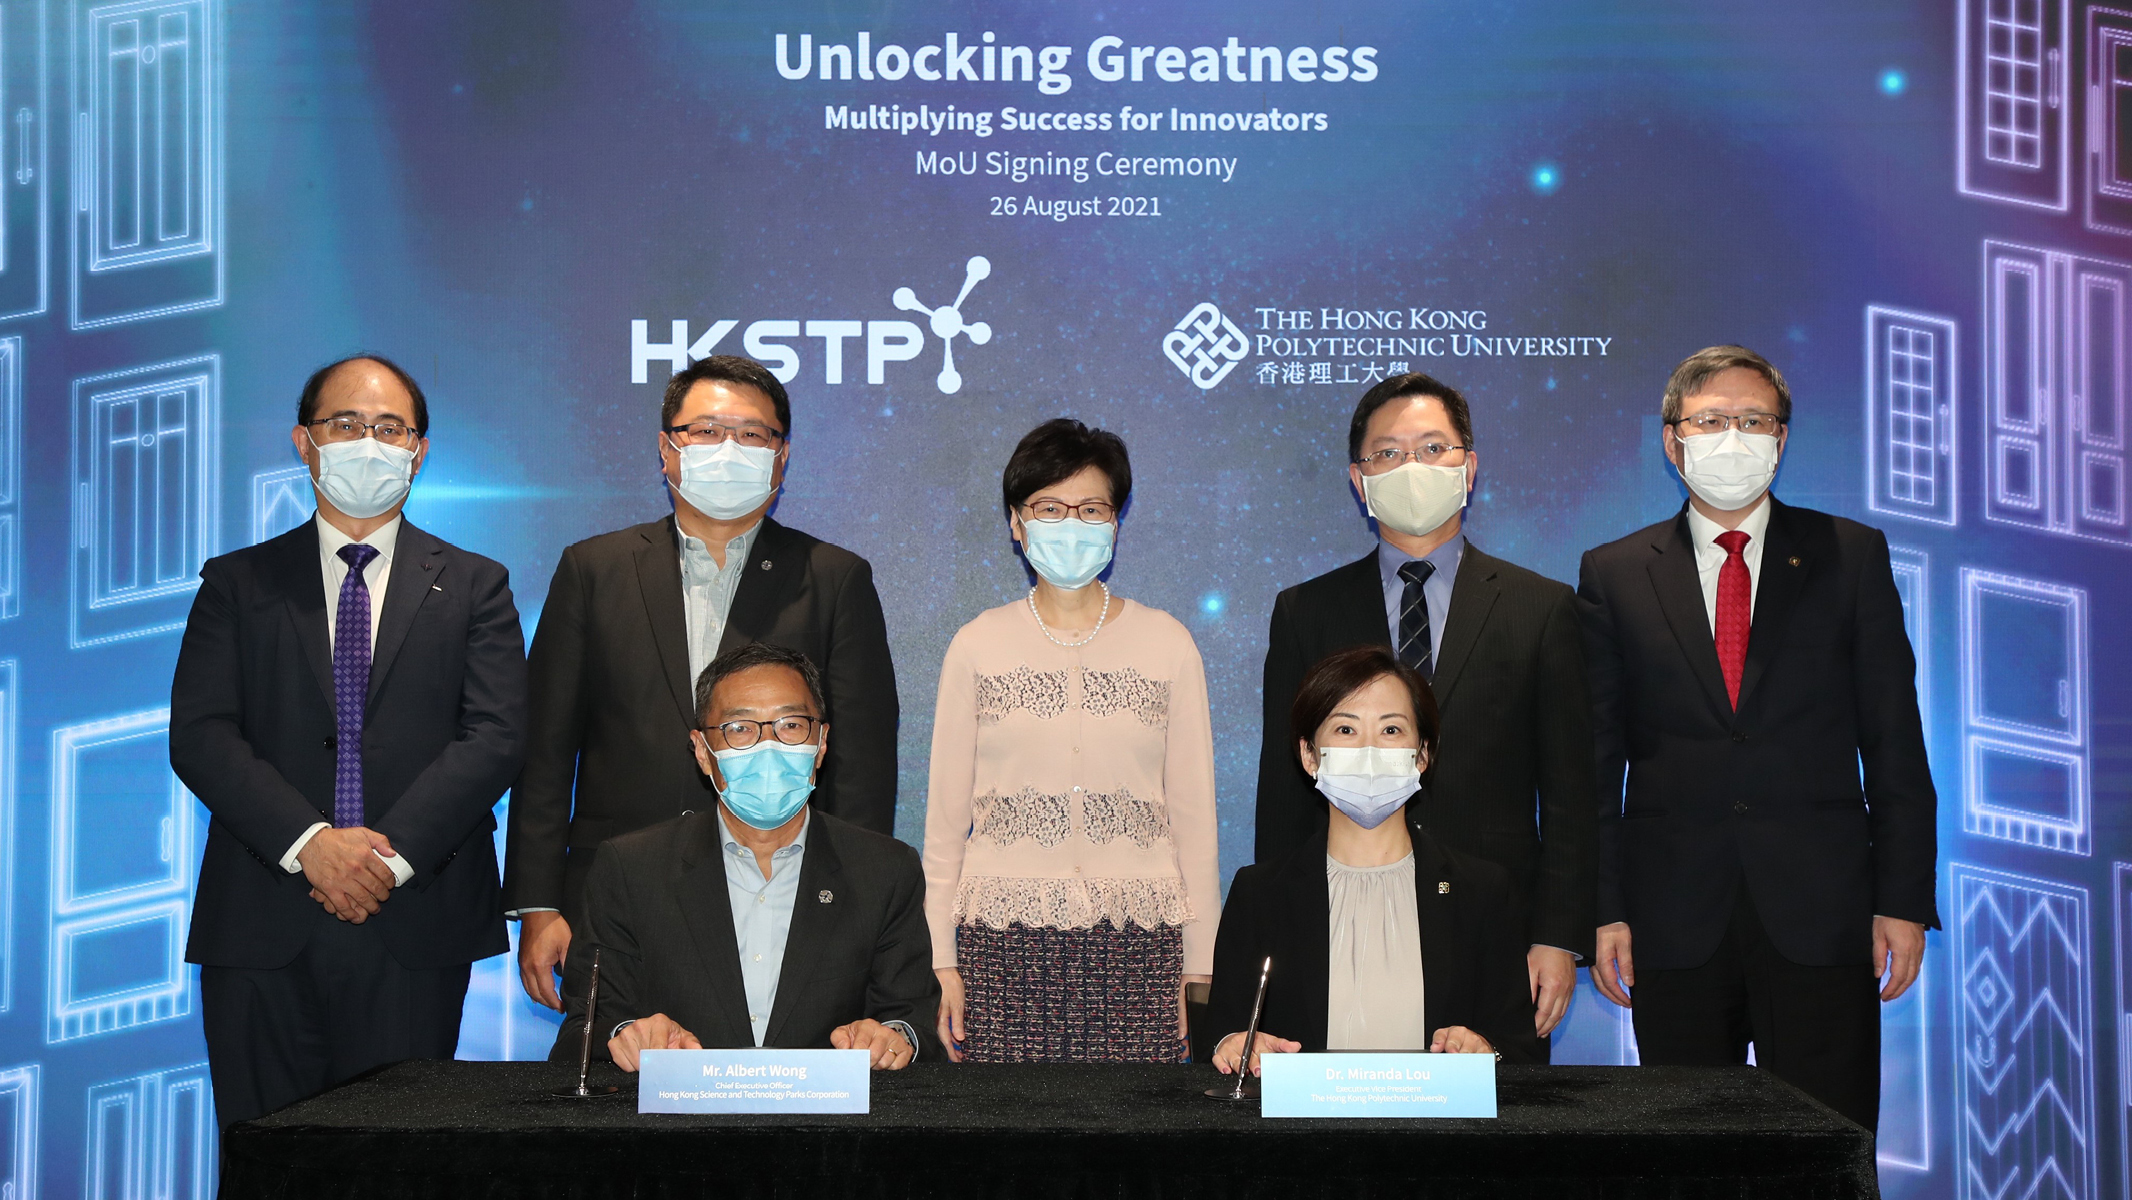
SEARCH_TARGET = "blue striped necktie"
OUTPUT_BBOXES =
[1396,559,1435,679]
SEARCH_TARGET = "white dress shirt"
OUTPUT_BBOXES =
[1683,496,1771,633]
[280,512,415,884]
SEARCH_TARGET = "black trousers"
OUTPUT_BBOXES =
[1630,888,1880,1131]
[200,916,471,1129]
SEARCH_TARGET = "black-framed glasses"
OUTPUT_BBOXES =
[664,419,785,449]
[1354,443,1470,472]
[1023,500,1117,523]
[1672,412,1784,435]
[705,715,821,748]
[307,417,420,448]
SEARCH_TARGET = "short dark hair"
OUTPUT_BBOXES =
[297,355,430,436]
[1000,418,1133,517]
[1288,645,1441,759]
[661,356,791,434]
[1348,373,1474,462]
[1661,345,1792,425]
[693,642,825,728]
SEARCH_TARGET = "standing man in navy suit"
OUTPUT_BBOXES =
[172,356,526,1128]
[1578,345,1938,1131]
[504,355,898,1013]
[1254,373,1597,1049]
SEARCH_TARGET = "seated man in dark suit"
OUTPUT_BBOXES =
[552,642,938,1070]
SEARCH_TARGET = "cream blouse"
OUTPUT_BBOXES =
[1325,853,1428,1051]
[921,597,1222,975]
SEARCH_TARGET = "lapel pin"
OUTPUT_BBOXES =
[818,889,833,904]
[430,585,443,592]
[761,560,773,571]
[1788,556,1802,567]
[1437,881,1450,894]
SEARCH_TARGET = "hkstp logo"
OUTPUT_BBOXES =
[1164,302,1250,390]
[631,256,994,395]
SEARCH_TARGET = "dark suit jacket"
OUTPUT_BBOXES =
[172,519,526,970]
[504,515,897,921]
[550,808,941,1060]
[1206,829,1542,1063]
[1576,499,1939,970]
[1255,542,1598,957]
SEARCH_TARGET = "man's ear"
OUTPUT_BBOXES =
[812,725,829,779]
[690,730,719,782]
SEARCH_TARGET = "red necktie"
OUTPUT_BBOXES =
[1714,530,1752,710]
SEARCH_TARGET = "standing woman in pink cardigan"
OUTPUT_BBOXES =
[923,418,1222,1062]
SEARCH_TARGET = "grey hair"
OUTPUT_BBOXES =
[693,642,825,727]
[1660,345,1792,425]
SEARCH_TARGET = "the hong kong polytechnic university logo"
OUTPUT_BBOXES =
[1164,302,1251,390]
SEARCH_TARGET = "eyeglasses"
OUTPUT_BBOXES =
[705,715,821,749]
[1354,443,1469,472]
[664,419,785,449]
[307,417,420,448]
[1673,412,1784,435]
[1023,500,1116,523]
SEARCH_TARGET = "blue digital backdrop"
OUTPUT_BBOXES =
[0,1,2121,1196]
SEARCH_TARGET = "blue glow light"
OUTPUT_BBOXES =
[1879,68,1906,96]
[1529,162,1561,195]
[1200,592,1225,616]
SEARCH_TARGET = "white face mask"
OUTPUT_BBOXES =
[311,433,417,520]
[1674,427,1780,511]
[671,438,778,520]
[1360,461,1468,538]
[1313,745,1422,830]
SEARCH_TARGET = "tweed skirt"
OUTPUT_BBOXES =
[956,921,1185,1063]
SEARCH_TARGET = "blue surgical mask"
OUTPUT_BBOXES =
[712,740,818,830]
[671,438,777,520]
[1020,517,1115,590]
[310,432,417,520]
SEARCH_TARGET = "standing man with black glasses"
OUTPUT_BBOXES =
[172,355,526,1128]
[1254,373,1597,1052]
[506,355,899,1013]
[1579,345,1936,1131]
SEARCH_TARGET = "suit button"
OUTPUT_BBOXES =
[1731,731,1747,743]
[1733,801,1749,814]
[681,809,695,817]
[323,737,336,749]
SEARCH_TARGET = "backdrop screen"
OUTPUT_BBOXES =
[0,1,2121,1197]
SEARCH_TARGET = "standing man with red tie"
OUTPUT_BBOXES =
[172,356,526,1128]
[1577,346,1938,1131]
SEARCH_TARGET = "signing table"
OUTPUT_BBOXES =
[221,1059,1876,1200]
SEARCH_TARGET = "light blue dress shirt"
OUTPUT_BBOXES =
[1376,534,1466,665]
[720,809,809,1047]
[681,522,763,688]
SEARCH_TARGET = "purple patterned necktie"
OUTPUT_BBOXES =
[332,543,380,828]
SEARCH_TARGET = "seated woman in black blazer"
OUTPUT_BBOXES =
[1208,645,1542,1073]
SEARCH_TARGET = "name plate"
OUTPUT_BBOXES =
[1259,1053,1497,1118]
[637,1048,869,1114]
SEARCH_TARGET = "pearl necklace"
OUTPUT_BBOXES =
[1028,582,1112,648]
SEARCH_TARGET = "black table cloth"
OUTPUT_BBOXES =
[221,1059,1876,1200]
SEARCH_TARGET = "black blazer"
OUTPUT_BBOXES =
[172,520,526,971]
[1206,829,1542,1063]
[504,515,898,919]
[1255,542,1598,957]
[550,808,941,1060]
[1576,499,1939,970]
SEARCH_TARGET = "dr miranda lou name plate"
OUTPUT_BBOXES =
[1259,1053,1497,1118]
[637,1048,870,1114]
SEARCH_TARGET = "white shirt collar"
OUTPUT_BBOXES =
[1683,494,1771,556]
[315,512,402,563]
